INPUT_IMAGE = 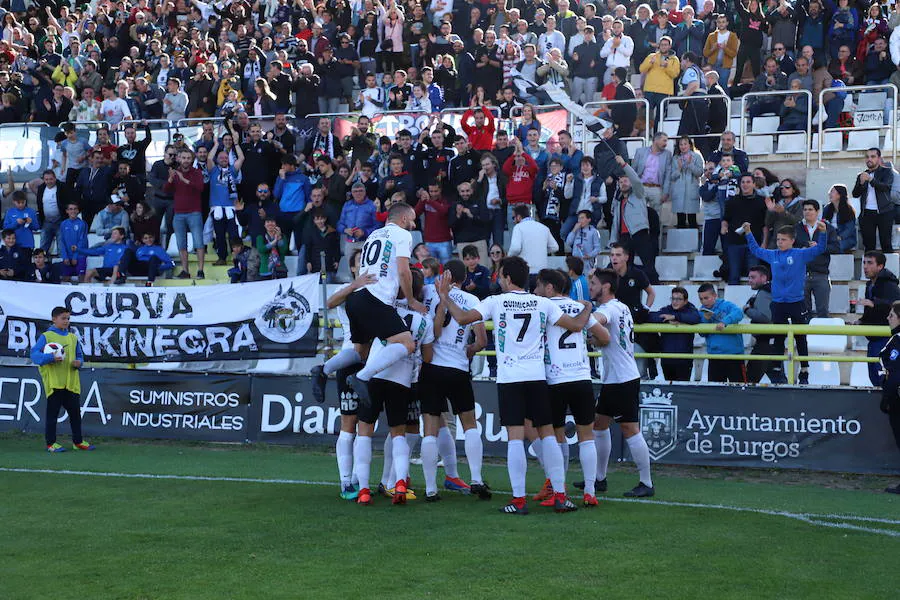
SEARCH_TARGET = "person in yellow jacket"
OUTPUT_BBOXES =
[30,307,93,453]
[52,61,78,88]
[639,36,681,130]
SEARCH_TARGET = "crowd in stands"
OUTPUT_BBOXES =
[0,0,899,384]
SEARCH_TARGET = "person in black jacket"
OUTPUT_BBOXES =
[36,83,74,127]
[303,208,340,282]
[609,67,637,138]
[859,251,900,385]
[878,300,900,494]
[852,148,895,252]
[116,121,152,183]
[649,286,701,381]
[31,170,74,254]
[292,63,321,119]
[0,229,31,280]
[794,199,840,318]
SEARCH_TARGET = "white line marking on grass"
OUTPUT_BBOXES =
[3,467,899,538]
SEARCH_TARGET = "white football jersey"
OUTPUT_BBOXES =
[594,299,640,384]
[356,223,413,305]
[545,296,596,385]
[432,286,481,372]
[422,283,440,316]
[474,291,563,384]
[335,303,354,352]
[373,305,434,387]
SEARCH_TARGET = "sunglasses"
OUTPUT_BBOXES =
[257,188,270,193]
[781,184,792,189]
[489,250,502,255]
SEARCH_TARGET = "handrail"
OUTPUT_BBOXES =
[578,98,651,151]
[509,104,563,118]
[816,83,898,168]
[739,88,813,168]
[659,92,732,141]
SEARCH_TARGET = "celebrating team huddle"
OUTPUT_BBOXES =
[311,202,655,514]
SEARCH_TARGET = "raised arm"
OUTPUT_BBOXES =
[326,273,377,308]
[555,301,593,332]
[437,272,484,325]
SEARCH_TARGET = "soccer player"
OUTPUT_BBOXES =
[534,268,610,506]
[419,259,490,501]
[586,269,655,498]
[437,256,592,514]
[310,250,375,500]
[354,269,434,506]
[345,203,427,402]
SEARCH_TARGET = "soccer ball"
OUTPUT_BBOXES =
[43,343,65,360]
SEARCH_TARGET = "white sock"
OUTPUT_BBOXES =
[542,435,566,494]
[421,435,439,495]
[391,435,410,484]
[464,428,484,485]
[529,438,544,470]
[380,434,394,488]
[323,348,361,375]
[353,435,372,491]
[507,439,527,498]
[579,440,598,496]
[405,432,420,459]
[437,426,459,479]
[357,343,408,381]
[559,441,570,474]
[595,429,611,481]
[627,433,653,488]
[336,430,354,486]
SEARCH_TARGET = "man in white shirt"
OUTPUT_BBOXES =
[599,19,634,84]
[438,255,592,514]
[583,269,656,498]
[538,15,567,56]
[508,204,559,290]
[100,83,132,128]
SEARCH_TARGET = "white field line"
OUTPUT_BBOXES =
[2,467,899,538]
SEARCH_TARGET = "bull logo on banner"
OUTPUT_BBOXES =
[255,283,313,343]
[640,388,678,460]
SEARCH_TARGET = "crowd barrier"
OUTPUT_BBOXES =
[817,83,898,168]
[740,88,813,168]
[0,365,895,475]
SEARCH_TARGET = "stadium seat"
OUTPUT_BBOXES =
[806,361,841,386]
[546,256,568,270]
[88,233,105,247]
[660,120,680,137]
[648,285,674,311]
[85,256,103,270]
[829,254,855,281]
[850,361,875,387]
[723,285,754,310]
[626,140,643,157]
[856,92,887,111]
[744,134,774,155]
[166,233,194,256]
[655,255,687,281]
[284,255,299,276]
[664,102,682,122]
[681,284,703,306]
[776,133,806,153]
[887,252,900,275]
[843,95,854,112]
[751,116,780,133]
[847,130,880,151]
[829,284,850,314]
[729,116,741,134]
[806,317,848,353]
[664,228,698,253]
[811,132,842,151]
[691,255,721,281]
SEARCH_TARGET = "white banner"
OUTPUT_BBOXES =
[0,276,321,363]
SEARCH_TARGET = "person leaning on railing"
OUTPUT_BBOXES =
[878,300,900,494]
[858,251,900,386]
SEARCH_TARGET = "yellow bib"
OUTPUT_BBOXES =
[38,330,80,395]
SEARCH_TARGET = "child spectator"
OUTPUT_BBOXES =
[29,249,58,284]
[59,202,89,280]
[650,286,701,381]
[113,232,174,286]
[257,217,288,279]
[461,244,492,299]
[697,283,745,383]
[304,208,340,282]
[567,256,590,301]
[79,226,129,283]
[3,191,39,249]
[565,209,602,269]
[228,239,261,283]
[421,256,442,285]
[0,229,30,280]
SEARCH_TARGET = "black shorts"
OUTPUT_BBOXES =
[96,267,114,279]
[407,383,421,424]
[358,378,411,427]
[498,380,553,428]
[345,288,408,346]
[596,378,641,423]
[336,363,363,416]
[549,380,596,428]
[418,363,475,416]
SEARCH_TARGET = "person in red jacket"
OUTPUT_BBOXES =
[461,104,496,151]
[502,137,538,233]
[414,182,453,263]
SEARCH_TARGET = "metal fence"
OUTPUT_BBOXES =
[816,83,898,168]
[739,88,813,168]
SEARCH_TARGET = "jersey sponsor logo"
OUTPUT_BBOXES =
[639,388,678,461]
[892,349,899,361]
[787,256,794,265]
[255,282,314,343]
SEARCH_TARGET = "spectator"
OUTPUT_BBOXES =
[778,79,810,131]
[701,151,740,257]
[338,182,378,255]
[669,135,704,229]
[503,137,539,225]
[858,251,900,385]
[257,217,289,280]
[708,132,750,174]
[608,67,638,138]
[563,155,605,237]
[570,25,601,105]
[566,209,603,269]
[91,198,131,241]
[461,244,492,299]
[744,264,787,384]
[734,0,766,82]
[508,203,558,289]
[28,249,58,284]
[672,7,705,57]
[853,148,894,252]
[800,2,827,59]
[130,201,161,245]
[461,104,496,151]
[114,232,174,286]
[823,184,858,253]
[828,0,859,61]
[414,183,453,263]
[303,209,340,282]
[639,36,680,129]
[703,14,739,86]
[228,239,261,284]
[538,157,567,247]
[3,191,39,249]
[536,47,570,92]
[864,37,893,85]
[475,152,507,248]
[37,83,73,127]
[763,178,804,248]
[162,77,187,121]
[165,148,206,280]
[599,19,634,85]
[795,199,840,318]
[30,170,71,255]
[632,132,673,226]
[748,56,788,118]
[60,123,91,185]
[828,45,864,86]
[697,283,745,383]
[58,202,89,281]
[379,155,416,204]
[79,226,129,284]
[0,229,30,281]
[609,154,660,284]
[273,155,312,252]
[207,131,245,266]
[650,285,700,381]
[567,255,590,301]
[449,181,491,266]
[721,173,767,284]
[676,52,708,140]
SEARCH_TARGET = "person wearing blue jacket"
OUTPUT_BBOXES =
[273,155,312,251]
[58,202,89,279]
[3,192,39,248]
[337,183,378,250]
[743,220,827,385]
[697,283,745,383]
[650,286,701,381]
[113,232,174,286]
[79,226,129,283]
[565,210,603,269]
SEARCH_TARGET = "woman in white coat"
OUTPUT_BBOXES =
[668,135,705,229]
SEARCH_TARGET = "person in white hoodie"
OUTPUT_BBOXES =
[599,19,634,85]
[508,203,559,290]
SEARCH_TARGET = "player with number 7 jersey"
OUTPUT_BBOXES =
[437,256,593,515]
